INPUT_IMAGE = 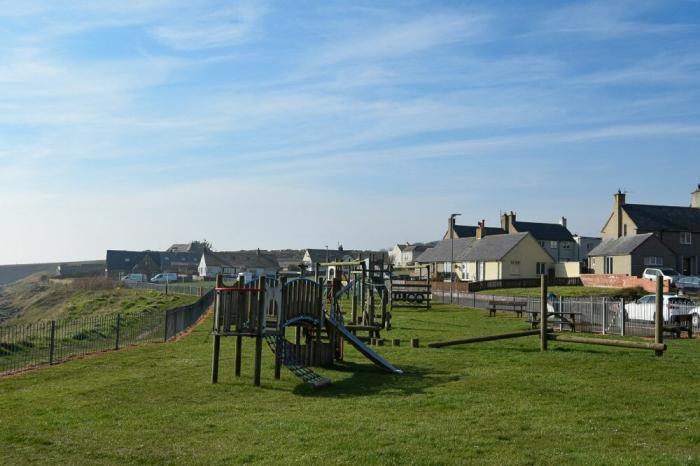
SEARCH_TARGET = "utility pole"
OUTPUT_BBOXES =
[449,213,461,304]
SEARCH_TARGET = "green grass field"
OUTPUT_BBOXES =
[1,303,699,465]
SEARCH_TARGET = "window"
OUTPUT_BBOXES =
[510,260,521,275]
[681,232,692,245]
[623,224,628,236]
[644,257,663,266]
[539,241,546,248]
[604,257,614,274]
[536,262,546,275]
[590,257,596,266]
[550,241,558,249]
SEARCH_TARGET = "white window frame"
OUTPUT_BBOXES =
[604,256,614,274]
[536,262,546,275]
[681,232,692,245]
[644,256,663,266]
[550,241,558,249]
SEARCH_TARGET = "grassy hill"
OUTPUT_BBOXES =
[0,275,197,325]
[0,260,103,286]
[0,303,698,464]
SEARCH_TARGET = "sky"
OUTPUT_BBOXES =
[1,0,700,264]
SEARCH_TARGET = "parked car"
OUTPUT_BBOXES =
[676,276,700,293]
[642,268,682,285]
[121,273,147,283]
[150,272,178,284]
[624,294,700,325]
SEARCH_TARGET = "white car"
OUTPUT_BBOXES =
[121,273,147,283]
[624,294,699,325]
[150,273,178,284]
[642,268,682,285]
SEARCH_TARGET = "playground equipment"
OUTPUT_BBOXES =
[316,254,391,341]
[210,273,402,389]
[388,265,432,311]
[429,276,667,355]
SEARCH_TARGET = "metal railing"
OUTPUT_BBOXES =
[0,289,214,375]
[433,291,699,337]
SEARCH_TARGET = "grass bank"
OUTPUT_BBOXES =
[477,285,641,298]
[1,302,699,464]
[0,275,198,325]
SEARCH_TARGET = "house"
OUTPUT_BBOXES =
[417,226,555,282]
[444,218,504,239]
[600,187,700,275]
[105,250,200,279]
[198,250,279,279]
[500,212,576,262]
[390,243,436,267]
[301,247,390,273]
[573,235,603,261]
[166,242,209,254]
[587,233,676,277]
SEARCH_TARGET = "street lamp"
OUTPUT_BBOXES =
[449,213,461,303]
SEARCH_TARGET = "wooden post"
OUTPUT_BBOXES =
[253,277,265,386]
[49,320,56,365]
[411,338,419,348]
[392,338,400,347]
[315,282,322,367]
[351,277,358,324]
[211,274,222,384]
[211,334,221,384]
[314,263,319,283]
[540,275,548,352]
[655,276,664,357]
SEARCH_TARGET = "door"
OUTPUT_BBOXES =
[477,262,485,281]
[682,257,692,276]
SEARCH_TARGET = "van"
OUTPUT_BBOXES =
[121,273,147,283]
[150,273,178,284]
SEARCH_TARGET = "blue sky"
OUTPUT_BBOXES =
[1,0,699,264]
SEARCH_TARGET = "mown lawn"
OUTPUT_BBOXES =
[0,303,699,465]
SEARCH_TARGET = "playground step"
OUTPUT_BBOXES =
[264,335,331,389]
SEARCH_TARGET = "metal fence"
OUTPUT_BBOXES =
[0,288,214,375]
[434,291,699,338]
[124,281,210,297]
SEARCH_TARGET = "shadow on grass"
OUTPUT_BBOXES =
[292,361,459,398]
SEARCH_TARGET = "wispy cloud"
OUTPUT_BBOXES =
[149,1,268,50]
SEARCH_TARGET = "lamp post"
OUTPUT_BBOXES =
[449,213,461,303]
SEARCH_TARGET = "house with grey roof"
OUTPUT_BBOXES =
[588,233,675,277]
[500,212,576,262]
[301,247,390,273]
[106,250,200,279]
[198,250,279,279]
[600,186,700,275]
[417,226,554,282]
[390,242,437,266]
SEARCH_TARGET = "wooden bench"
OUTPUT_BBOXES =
[529,310,582,332]
[664,314,694,339]
[488,300,527,318]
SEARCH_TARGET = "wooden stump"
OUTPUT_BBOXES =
[411,338,420,348]
[392,338,401,347]
[376,339,384,347]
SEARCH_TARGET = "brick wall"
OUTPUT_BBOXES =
[580,274,670,293]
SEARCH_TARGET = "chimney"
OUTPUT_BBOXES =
[448,216,457,239]
[476,220,486,240]
[614,190,626,238]
[692,184,700,209]
[560,216,567,228]
[256,248,260,256]
[501,211,516,233]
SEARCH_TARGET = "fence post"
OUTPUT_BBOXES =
[540,275,548,352]
[620,298,625,337]
[49,320,56,365]
[602,298,607,335]
[655,276,664,357]
[115,314,121,350]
